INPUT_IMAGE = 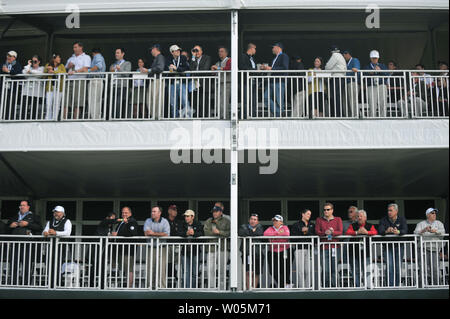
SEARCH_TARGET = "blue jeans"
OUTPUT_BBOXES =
[182,255,198,289]
[264,81,285,117]
[170,82,191,118]
[383,244,404,287]
[322,248,340,288]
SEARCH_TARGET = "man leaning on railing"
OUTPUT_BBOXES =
[204,205,230,290]
[144,206,170,289]
[345,209,378,287]
[414,208,446,286]
[377,203,408,287]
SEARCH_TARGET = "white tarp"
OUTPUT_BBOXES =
[1,0,448,15]
[0,120,448,152]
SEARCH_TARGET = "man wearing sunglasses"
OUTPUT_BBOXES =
[315,203,343,288]
[414,208,446,286]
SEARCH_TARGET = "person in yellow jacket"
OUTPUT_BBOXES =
[44,54,66,120]
[293,57,328,118]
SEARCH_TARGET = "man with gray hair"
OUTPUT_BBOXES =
[343,205,359,234]
[414,208,446,286]
[378,203,408,287]
[346,209,378,287]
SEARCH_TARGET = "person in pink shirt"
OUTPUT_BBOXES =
[263,215,293,289]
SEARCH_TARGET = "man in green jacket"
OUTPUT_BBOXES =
[204,206,230,290]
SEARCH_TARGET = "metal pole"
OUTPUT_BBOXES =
[230,9,239,291]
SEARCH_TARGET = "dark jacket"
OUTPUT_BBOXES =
[168,218,184,237]
[7,211,42,235]
[1,61,23,76]
[239,53,257,71]
[0,220,6,234]
[190,55,212,71]
[238,223,264,237]
[271,52,290,71]
[378,215,408,236]
[290,220,315,236]
[179,220,204,238]
[166,55,190,73]
[96,218,117,236]
[149,54,166,76]
[115,217,139,237]
[363,62,389,85]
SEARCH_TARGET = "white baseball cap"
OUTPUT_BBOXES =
[370,50,380,59]
[170,45,181,52]
[425,208,438,216]
[272,214,283,222]
[53,206,65,213]
[7,51,18,58]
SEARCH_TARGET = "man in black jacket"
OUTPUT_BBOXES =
[1,51,23,120]
[189,45,212,118]
[167,45,191,118]
[290,209,315,288]
[179,210,204,288]
[239,213,264,289]
[239,43,258,118]
[378,203,408,287]
[111,206,139,288]
[7,200,42,285]
[96,212,117,236]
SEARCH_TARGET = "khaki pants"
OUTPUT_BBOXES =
[293,91,308,118]
[366,84,387,117]
[346,81,359,117]
[207,249,228,290]
[147,78,164,119]
[147,246,167,289]
[88,79,103,119]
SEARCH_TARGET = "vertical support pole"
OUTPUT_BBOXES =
[230,9,239,291]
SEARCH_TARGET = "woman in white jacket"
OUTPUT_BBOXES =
[22,55,45,120]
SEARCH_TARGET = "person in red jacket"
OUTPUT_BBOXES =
[315,203,343,288]
[263,215,293,289]
[345,210,378,287]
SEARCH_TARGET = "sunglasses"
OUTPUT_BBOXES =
[32,60,39,64]
[324,208,332,211]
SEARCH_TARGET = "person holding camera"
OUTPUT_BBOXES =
[21,55,45,120]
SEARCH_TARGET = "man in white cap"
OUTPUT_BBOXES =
[414,208,446,286]
[364,50,389,117]
[167,44,191,118]
[325,45,347,117]
[43,206,72,237]
[1,51,23,120]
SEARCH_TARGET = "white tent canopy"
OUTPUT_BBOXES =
[1,0,449,15]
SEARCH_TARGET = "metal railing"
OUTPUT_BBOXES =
[238,70,449,119]
[0,234,448,291]
[0,70,231,121]
[1,70,447,122]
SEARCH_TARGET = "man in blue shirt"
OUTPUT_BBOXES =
[363,50,389,117]
[88,48,106,119]
[261,42,289,117]
[343,50,361,117]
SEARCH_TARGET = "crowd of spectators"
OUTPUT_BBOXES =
[1,43,448,120]
[0,199,447,289]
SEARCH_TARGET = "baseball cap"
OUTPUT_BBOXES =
[52,206,65,213]
[272,42,284,50]
[170,45,181,52]
[150,44,161,51]
[370,50,380,59]
[330,45,340,53]
[7,51,17,58]
[184,210,195,217]
[343,50,352,55]
[272,214,283,222]
[168,204,178,211]
[425,208,438,216]
[211,206,223,213]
